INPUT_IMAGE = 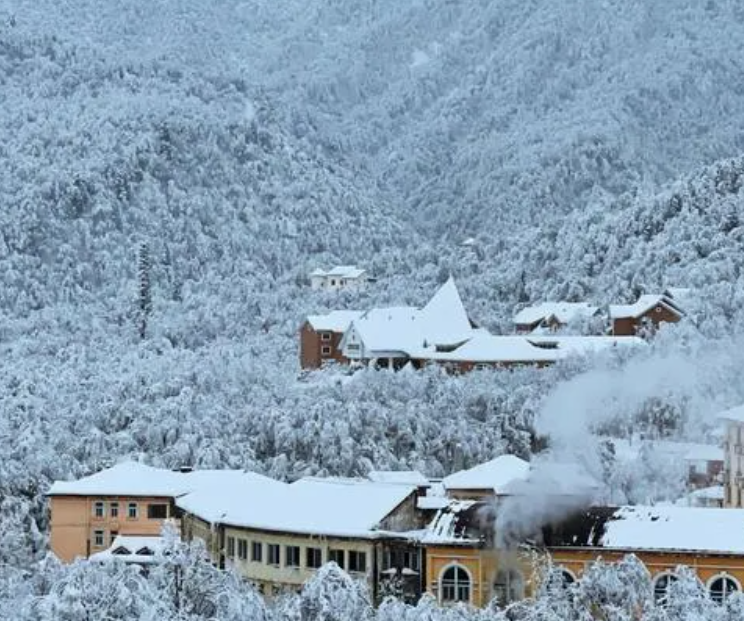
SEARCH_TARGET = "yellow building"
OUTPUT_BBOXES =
[418,500,744,607]
[176,476,425,600]
[46,462,280,563]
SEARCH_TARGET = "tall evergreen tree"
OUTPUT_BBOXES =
[137,242,152,340]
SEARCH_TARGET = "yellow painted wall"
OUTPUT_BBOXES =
[425,545,536,607]
[424,544,744,608]
[548,548,744,587]
[49,495,176,562]
[222,526,376,594]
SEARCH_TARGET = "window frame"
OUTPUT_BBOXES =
[109,502,119,518]
[93,529,105,548]
[348,551,367,574]
[306,547,322,569]
[439,564,472,604]
[653,572,678,606]
[226,536,236,558]
[493,568,525,605]
[237,539,248,561]
[251,541,263,562]
[147,504,168,520]
[93,501,105,518]
[127,502,138,519]
[321,345,332,356]
[285,545,301,568]
[320,332,332,342]
[707,573,741,604]
[268,544,281,566]
[329,548,345,569]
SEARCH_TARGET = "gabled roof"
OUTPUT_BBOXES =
[306,310,363,332]
[342,278,475,358]
[544,505,744,554]
[177,477,417,539]
[418,277,473,347]
[609,294,683,320]
[442,455,530,492]
[47,462,278,498]
[513,302,600,326]
[90,536,168,564]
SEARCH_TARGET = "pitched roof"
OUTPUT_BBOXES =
[177,477,416,539]
[513,302,600,326]
[442,455,530,492]
[47,462,278,498]
[342,278,475,357]
[544,505,744,554]
[306,310,362,332]
[609,294,683,319]
[90,535,168,564]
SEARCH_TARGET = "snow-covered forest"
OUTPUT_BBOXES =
[4,0,744,616]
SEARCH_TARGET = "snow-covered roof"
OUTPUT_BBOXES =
[342,278,475,358]
[718,404,744,424]
[609,294,683,319]
[311,265,366,279]
[417,496,450,510]
[688,486,724,501]
[513,302,600,326]
[422,334,644,364]
[47,462,279,498]
[306,310,362,333]
[367,470,429,486]
[443,455,530,493]
[90,535,168,565]
[416,500,485,545]
[177,477,416,539]
[547,506,744,554]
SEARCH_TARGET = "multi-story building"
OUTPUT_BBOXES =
[299,310,361,369]
[720,404,744,507]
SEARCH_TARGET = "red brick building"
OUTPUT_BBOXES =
[299,311,361,369]
[609,294,683,336]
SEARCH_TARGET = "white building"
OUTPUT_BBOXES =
[310,266,370,291]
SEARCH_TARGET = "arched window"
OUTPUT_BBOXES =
[493,568,524,605]
[653,573,678,606]
[708,575,741,603]
[559,569,576,586]
[440,565,471,603]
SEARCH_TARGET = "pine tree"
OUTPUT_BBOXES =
[137,242,152,340]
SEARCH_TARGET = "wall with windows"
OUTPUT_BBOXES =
[724,421,744,508]
[222,526,375,594]
[423,545,535,608]
[49,495,176,562]
[548,549,744,606]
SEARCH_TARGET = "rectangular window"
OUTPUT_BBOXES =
[238,539,248,560]
[226,536,236,558]
[268,544,280,566]
[286,545,301,568]
[251,541,263,562]
[127,503,138,519]
[329,549,345,569]
[403,550,419,572]
[110,502,119,518]
[93,530,105,547]
[93,501,105,518]
[320,332,331,341]
[306,547,322,569]
[348,551,366,573]
[147,504,168,519]
[321,346,332,356]
[110,530,119,545]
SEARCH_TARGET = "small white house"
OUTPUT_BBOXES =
[310,266,370,291]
